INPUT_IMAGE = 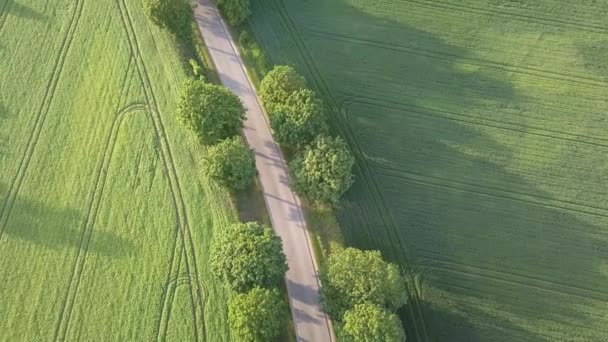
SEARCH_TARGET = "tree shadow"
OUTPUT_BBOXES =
[249,1,608,341]
[5,1,46,22]
[0,183,135,258]
[576,39,608,82]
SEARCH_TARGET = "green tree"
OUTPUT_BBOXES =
[319,247,407,318]
[217,0,251,26]
[270,89,329,147]
[177,79,245,145]
[143,0,192,38]
[259,65,307,113]
[341,304,406,342]
[210,222,288,292]
[228,287,288,342]
[203,136,257,190]
[290,136,354,205]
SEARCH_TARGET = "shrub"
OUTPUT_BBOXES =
[177,79,245,145]
[210,222,288,292]
[260,65,307,113]
[290,136,354,205]
[341,304,406,342]
[217,0,251,26]
[238,30,251,47]
[319,247,407,318]
[143,0,192,38]
[188,58,204,80]
[228,287,288,342]
[202,136,257,190]
[270,89,329,147]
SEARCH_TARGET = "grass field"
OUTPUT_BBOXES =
[0,0,236,340]
[248,0,608,340]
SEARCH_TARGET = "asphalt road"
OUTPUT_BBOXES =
[193,1,335,341]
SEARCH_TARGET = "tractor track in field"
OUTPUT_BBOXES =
[423,259,608,303]
[0,0,84,241]
[269,1,430,340]
[0,0,12,34]
[304,28,608,89]
[375,163,608,219]
[410,0,608,35]
[343,94,608,151]
[115,1,205,340]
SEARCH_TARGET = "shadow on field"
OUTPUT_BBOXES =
[0,183,135,258]
[577,40,608,82]
[250,1,608,341]
[4,1,46,22]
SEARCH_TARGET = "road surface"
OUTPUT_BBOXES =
[193,1,335,341]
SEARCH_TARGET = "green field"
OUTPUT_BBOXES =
[0,0,235,340]
[248,0,608,340]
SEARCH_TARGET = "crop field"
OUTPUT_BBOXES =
[249,0,608,340]
[0,0,234,340]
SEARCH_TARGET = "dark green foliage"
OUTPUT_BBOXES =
[217,0,251,26]
[143,0,192,38]
[176,79,245,145]
[202,136,257,190]
[228,287,288,342]
[319,247,407,319]
[290,136,354,205]
[341,304,406,342]
[270,89,329,147]
[259,65,307,113]
[210,222,288,292]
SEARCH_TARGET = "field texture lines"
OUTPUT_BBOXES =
[0,0,84,240]
[0,0,232,340]
[249,0,608,340]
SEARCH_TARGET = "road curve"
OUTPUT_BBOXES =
[193,1,335,341]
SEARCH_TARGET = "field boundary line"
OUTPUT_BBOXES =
[269,0,430,340]
[304,28,608,89]
[116,1,206,340]
[0,0,84,240]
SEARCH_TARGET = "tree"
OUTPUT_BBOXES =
[270,89,329,147]
[228,287,288,342]
[319,247,407,318]
[289,136,355,205]
[202,136,257,190]
[259,65,307,113]
[143,0,192,38]
[217,0,251,26]
[177,79,245,145]
[210,222,288,292]
[341,304,406,342]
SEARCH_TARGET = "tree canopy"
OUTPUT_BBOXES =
[319,247,407,318]
[210,222,288,292]
[259,65,307,113]
[270,89,329,147]
[290,135,355,205]
[216,0,251,26]
[228,287,288,342]
[177,79,245,145]
[202,136,257,190]
[143,0,192,38]
[341,303,406,342]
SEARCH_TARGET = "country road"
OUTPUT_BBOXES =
[193,0,335,341]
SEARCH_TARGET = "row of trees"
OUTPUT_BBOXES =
[260,66,355,205]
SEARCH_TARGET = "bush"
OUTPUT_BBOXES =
[210,222,288,292]
[203,136,257,190]
[260,65,307,113]
[319,247,407,318]
[228,287,288,342]
[217,0,251,26]
[341,304,406,342]
[177,79,245,145]
[188,58,204,80]
[290,136,354,205]
[270,89,329,147]
[238,30,251,47]
[143,0,192,38]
